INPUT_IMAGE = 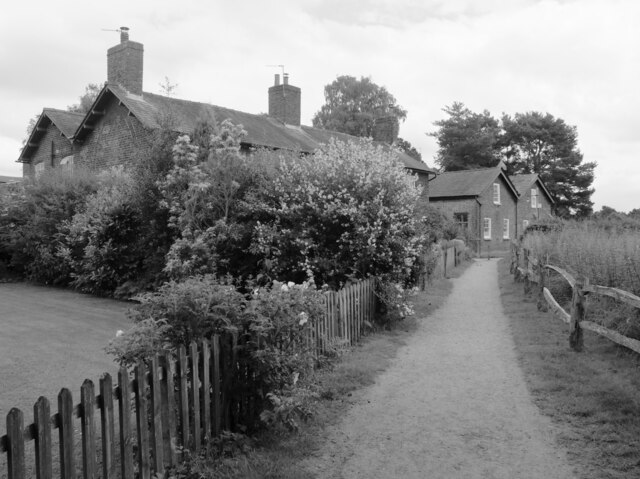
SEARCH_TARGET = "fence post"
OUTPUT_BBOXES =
[523,249,531,294]
[537,263,548,312]
[34,397,52,479]
[569,277,586,352]
[7,408,25,479]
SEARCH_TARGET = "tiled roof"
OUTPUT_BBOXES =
[510,174,538,195]
[430,167,507,198]
[510,173,555,204]
[18,109,84,162]
[76,84,434,174]
[44,109,85,138]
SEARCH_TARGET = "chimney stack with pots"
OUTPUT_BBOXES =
[107,26,144,96]
[268,73,301,126]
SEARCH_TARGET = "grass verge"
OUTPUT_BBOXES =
[498,257,640,479]
[181,261,472,479]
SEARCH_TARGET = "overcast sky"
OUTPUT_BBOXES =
[1,0,638,212]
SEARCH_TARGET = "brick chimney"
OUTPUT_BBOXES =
[107,27,144,95]
[268,73,301,126]
[372,116,399,144]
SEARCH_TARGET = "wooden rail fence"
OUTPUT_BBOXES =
[511,242,640,354]
[0,277,377,479]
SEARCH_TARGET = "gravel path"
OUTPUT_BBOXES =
[305,259,576,479]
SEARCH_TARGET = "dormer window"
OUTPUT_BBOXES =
[493,183,501,205]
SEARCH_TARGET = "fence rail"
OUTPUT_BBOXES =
[1,277,377,479]
[510,242,640,354]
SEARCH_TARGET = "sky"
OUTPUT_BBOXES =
[1,0,638,212]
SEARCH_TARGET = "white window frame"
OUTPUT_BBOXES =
[531,188,538,208]
[493,183,501,205]
[483,217,492,240]
[35,162,45,178]
[503,218,510,239]
[523,219,530,231]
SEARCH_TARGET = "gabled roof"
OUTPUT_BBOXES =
[510,173,555,204]
[17,109,84,162]
[429,167,520,200]
[75,84,434,175]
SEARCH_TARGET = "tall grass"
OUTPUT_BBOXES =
[523,221,640,338]
[524,223,640,294]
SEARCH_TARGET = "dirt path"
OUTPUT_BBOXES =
[304,259,576,479]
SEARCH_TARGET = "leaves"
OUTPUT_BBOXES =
[312,75,407,138]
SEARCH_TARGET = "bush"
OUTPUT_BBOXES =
[250,138,427,288]
[62,168,147,296]
[7,168,100,284]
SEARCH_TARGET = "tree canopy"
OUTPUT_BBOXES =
[429,102,502,171]
[312,75,407,138]
[429,103,595,217]
[67,83,101,114]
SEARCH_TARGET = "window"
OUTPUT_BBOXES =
[35,162,45,178]
[483,218,491,239]
[60,155,74,171]
[531,188,538,208]
[454,212,469,229]
[493,183,501,205]
[523,220,530,231]
[503,218,510,239]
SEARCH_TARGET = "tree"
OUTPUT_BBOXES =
[430,104,596,217]
[312,75,407,138]
[429,102,502,171]
[501,112,595,217]
[395,137,422,162]
[67,83,101,114]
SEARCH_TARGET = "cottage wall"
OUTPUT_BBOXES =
[23,124,75,179]
[75,96,153,171]
[428,197,480,249]
[476,177,517,254]
[516,180,553,236]
[429,175,517,255]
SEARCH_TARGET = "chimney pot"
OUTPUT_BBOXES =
[283,73,289,85]
[274,74,280,86]
[120,26,129,43]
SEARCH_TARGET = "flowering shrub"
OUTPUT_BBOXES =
[375,281,417,326]
[251,138,427,288]
[105,318,172,367]
[127,275,246,349]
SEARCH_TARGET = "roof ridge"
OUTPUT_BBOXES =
[437,166,501,175]
[43,107,86,117]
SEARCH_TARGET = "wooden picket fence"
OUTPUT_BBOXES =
[0,278,377,479]
[313,277,377,355]
[511,242,640,354]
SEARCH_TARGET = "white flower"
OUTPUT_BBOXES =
[116,330,124,337]
[281,284,289,292]
[298,312,308,326]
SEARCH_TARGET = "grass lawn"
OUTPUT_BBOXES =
[0,282,131,420]
[498,257,640,479]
